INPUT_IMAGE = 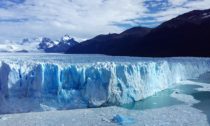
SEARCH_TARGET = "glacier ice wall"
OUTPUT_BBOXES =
[0,55,210,113]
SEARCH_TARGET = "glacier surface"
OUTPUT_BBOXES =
[0,53,210,114]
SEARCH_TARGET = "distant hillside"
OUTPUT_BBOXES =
[67,27,151,55]
[67,9,210,57]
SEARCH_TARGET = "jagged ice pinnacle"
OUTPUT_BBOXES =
[0,53,210,113]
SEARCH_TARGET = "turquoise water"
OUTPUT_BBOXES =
[121,87,182,110]
[121,84,204,110]
[192,91,210,123]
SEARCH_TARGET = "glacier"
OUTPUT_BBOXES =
[0,53,210,114]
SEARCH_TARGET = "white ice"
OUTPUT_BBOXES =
[0,53,210,113]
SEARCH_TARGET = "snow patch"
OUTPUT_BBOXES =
[202,13,210,19]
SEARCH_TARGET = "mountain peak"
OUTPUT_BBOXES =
[176,9,210,23]
[158,9,210,29]
[61,34,73,42]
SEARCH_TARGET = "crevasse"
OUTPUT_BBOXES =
[0,56,210,113]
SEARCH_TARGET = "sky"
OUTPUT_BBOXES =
[0,0,210,42]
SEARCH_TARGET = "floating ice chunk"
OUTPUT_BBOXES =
[112,114,135,125]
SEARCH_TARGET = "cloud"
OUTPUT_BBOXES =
[0,0,209,42]
[137,0,210,27]
[168,0,188,6]
[0,0,147,41]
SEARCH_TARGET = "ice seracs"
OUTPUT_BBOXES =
[0,54,210,114]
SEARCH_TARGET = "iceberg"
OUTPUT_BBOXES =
[112,114,136,125]
[0,53,210,113]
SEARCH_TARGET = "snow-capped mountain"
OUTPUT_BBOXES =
[0,35,79,53]
[45,35,78,52]
[0,40,33,52]
[38,37,56,50]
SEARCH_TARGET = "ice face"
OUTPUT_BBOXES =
[0,53,210,113]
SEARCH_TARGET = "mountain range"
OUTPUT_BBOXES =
[0,8,209,56]
[67,8,210,57]
[0,35,78,53]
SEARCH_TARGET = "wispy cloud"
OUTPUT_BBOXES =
[0,0,209,42]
